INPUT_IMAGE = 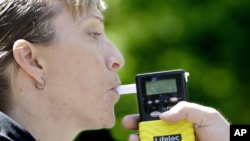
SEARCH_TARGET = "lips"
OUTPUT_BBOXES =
[111,83,121,102]
[112,87,119,94]
[111,79,121,93]
[109,76,121,99]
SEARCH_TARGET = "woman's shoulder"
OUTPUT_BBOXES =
[0,112,36,141]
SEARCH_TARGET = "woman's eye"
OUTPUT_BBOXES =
[91,32,101,38]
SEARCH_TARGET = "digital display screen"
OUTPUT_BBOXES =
[146,79,177,95]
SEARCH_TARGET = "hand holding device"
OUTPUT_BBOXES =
[118,69,195,141]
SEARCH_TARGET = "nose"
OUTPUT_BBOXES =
[106,43,125,71]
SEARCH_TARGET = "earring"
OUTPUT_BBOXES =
[35,77,46,90]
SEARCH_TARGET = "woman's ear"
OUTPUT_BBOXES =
[13,39,44,84]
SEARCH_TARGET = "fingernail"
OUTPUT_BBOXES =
[129,134,137,141]
[194,123,199,129]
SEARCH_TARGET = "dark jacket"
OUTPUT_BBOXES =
[0,112,36,141]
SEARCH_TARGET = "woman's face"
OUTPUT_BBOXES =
[41,7,124,129]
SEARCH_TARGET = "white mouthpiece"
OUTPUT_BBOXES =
[116,84,136,95]
[185,72,190,82]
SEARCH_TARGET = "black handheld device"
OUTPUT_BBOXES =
[136,69,188,121]
[135,69,195,141]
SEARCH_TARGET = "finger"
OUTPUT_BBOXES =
[128,134,139,141]
[122,114,140,130]
[159,101,221,127]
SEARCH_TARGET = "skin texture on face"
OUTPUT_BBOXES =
[41,7,124,129]
[10,3,124,141]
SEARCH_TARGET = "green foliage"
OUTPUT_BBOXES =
[76,0,250,140]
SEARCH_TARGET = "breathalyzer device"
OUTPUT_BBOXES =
[116,69,195,141]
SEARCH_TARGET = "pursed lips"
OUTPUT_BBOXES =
[111,87,119,95]
[110,78,121,93]
[111,82,121,101]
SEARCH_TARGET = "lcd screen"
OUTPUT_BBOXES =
[146,79,177,95]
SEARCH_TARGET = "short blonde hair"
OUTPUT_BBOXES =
[65,0,107,17]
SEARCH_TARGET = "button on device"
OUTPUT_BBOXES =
[170,97,178,103]
[150,111,161,117]
[161,99,168,103]
[147,100,153,105]
[160,107,167,112]
[154,99,160,104]
[159,95,168,104]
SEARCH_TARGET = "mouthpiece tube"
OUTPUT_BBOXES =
[116,84,136,95]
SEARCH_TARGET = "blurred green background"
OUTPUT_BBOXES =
[76,0,250,140]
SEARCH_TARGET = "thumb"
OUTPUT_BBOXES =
[159,101,226,127]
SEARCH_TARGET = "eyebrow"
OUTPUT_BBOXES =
[91,15,104,23]
[78,14,104,27]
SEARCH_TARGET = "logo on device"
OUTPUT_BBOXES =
[154,134,182,141]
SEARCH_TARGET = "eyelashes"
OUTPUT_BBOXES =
[90,32,102,39]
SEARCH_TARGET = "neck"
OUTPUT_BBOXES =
[8,70,91,141]
[8,101,81,141]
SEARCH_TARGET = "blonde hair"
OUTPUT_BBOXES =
[0,0,107,112]
[65,0,107,17]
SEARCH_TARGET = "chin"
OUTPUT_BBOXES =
[103,116,116,129]
[89,117,116,130]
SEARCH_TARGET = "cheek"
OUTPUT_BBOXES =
[89,93,113,113]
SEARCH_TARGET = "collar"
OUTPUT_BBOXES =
[0,112,36,141]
